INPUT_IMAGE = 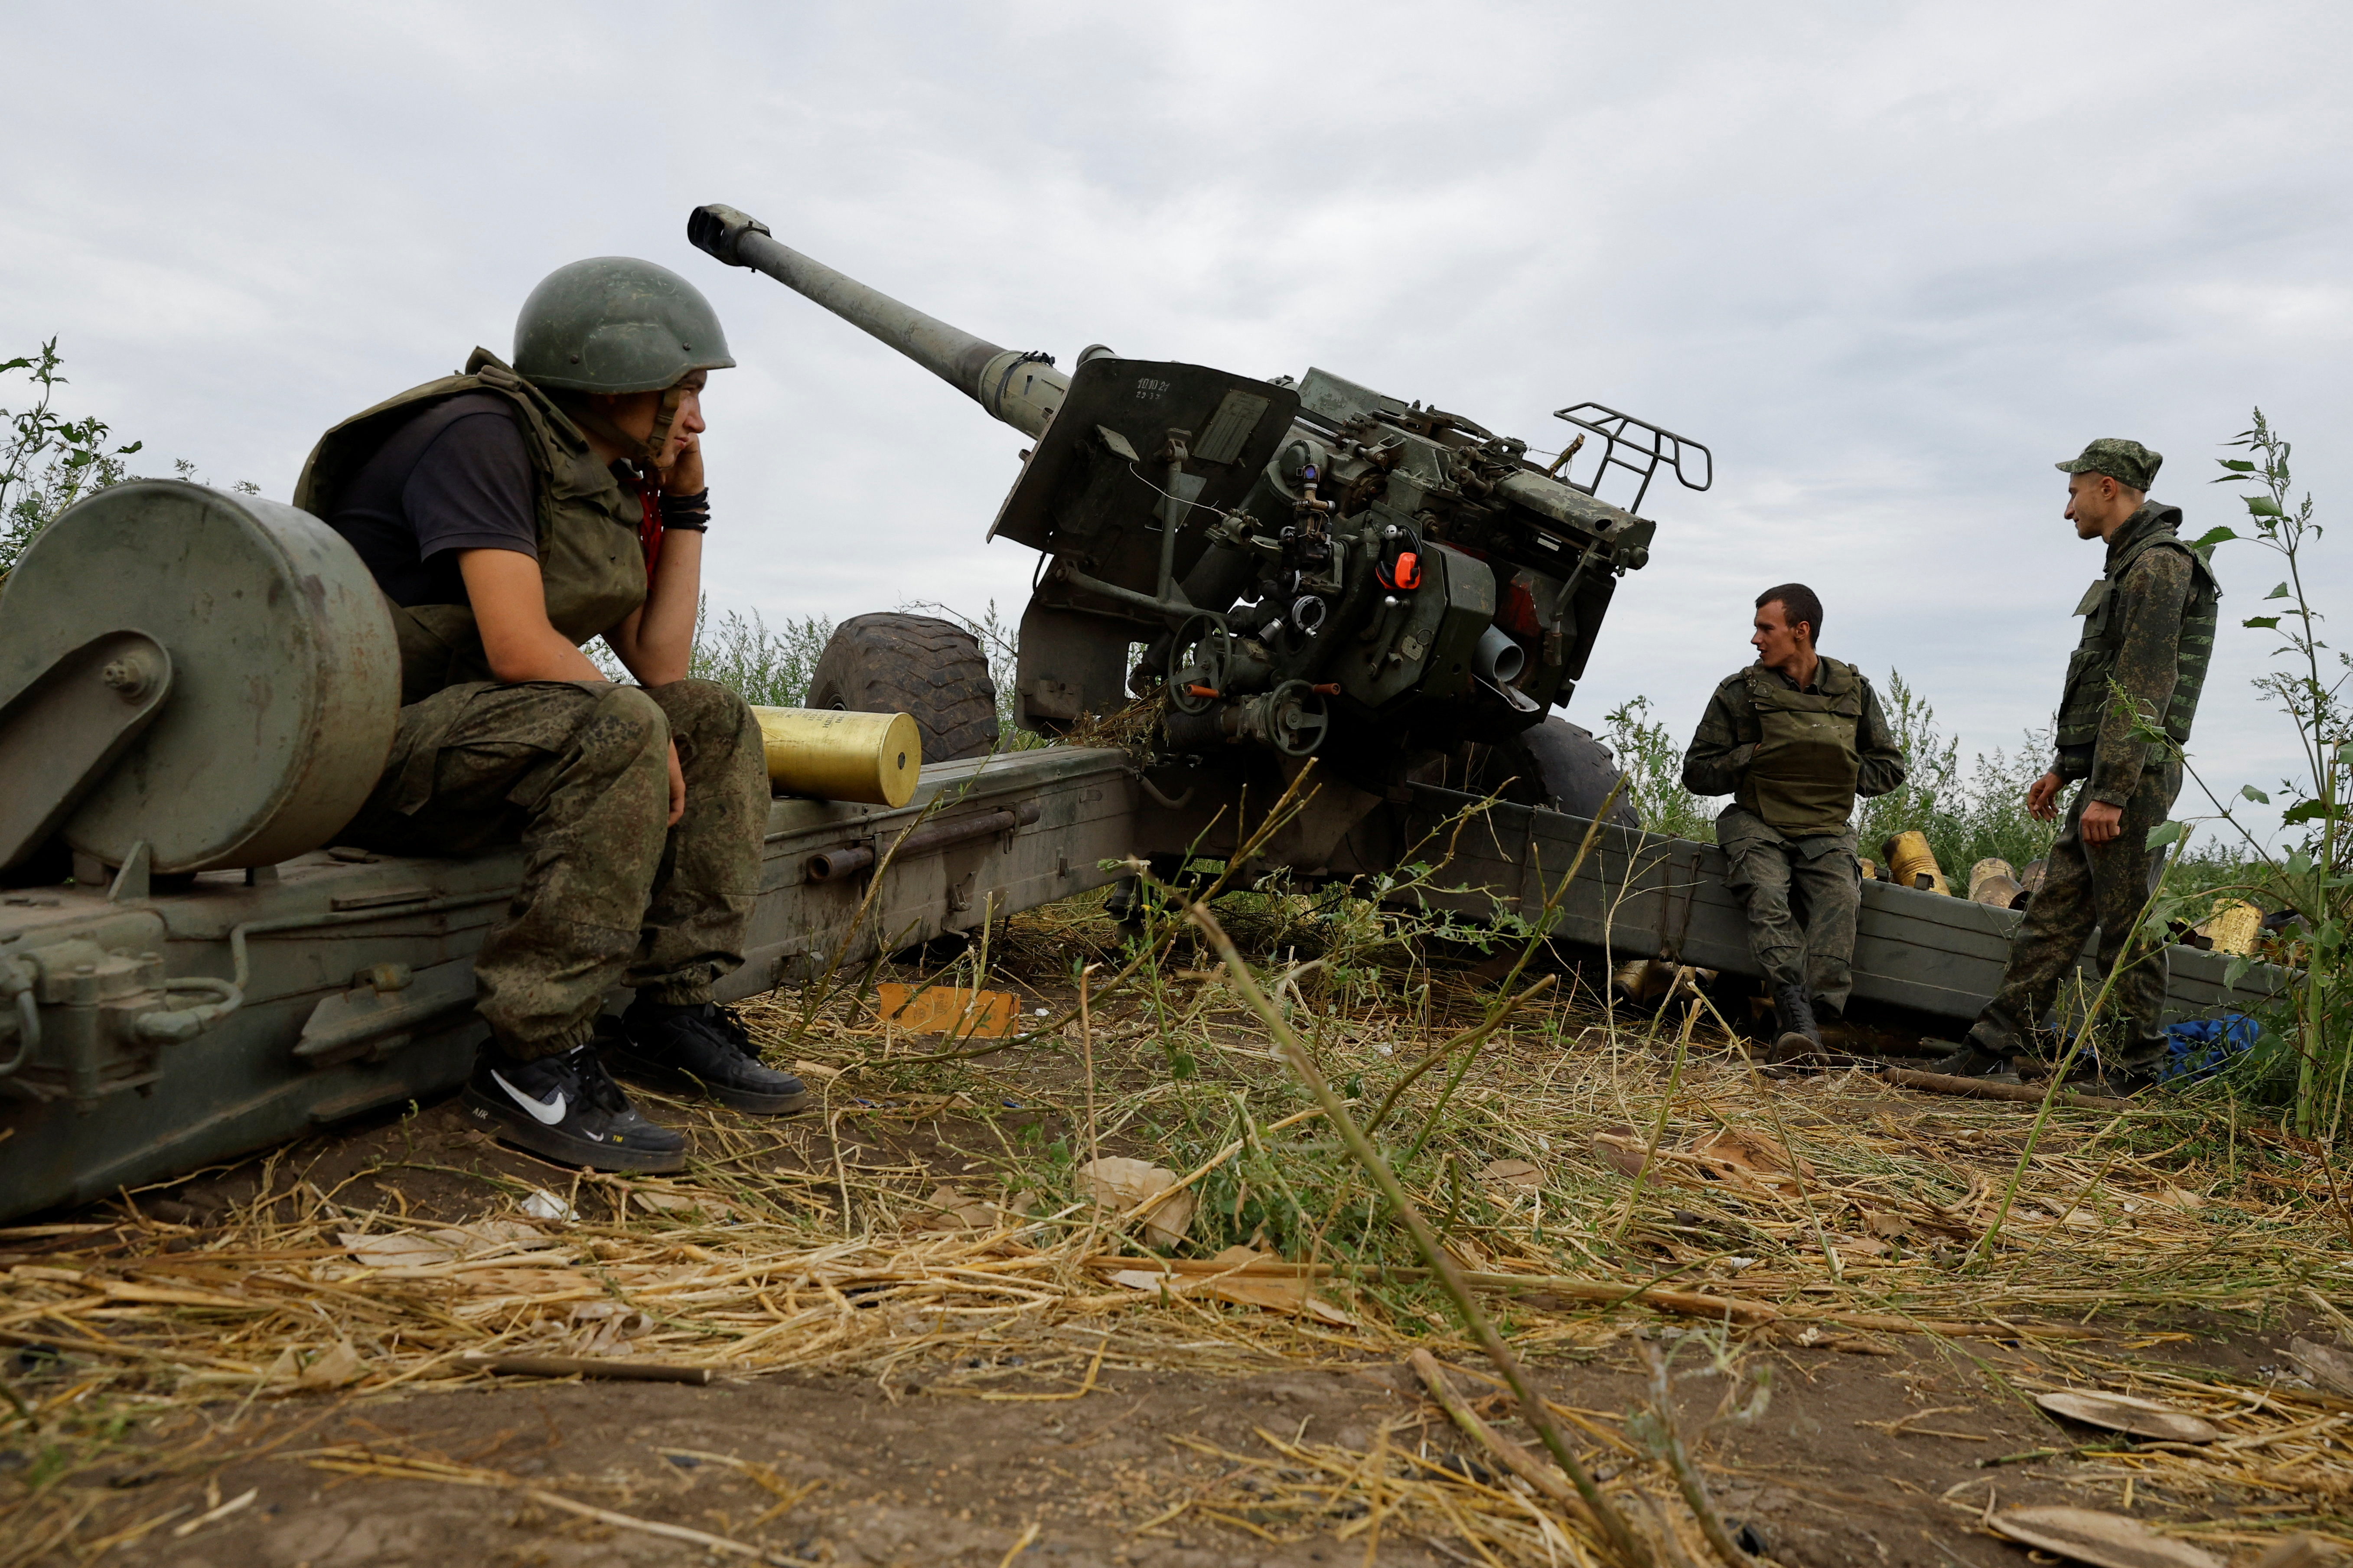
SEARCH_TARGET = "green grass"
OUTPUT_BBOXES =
[689,604,834,706]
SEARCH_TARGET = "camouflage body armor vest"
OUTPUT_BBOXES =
[2052,503,2220,756]
[1735,656,1864,838]
[294,349,648,704]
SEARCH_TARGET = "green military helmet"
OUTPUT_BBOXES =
[512,257,735,394]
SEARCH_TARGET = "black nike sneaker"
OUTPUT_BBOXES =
[608,1000,810,1115]
[460,1042,688,1172]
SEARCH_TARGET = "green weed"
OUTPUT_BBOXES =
[1,339,142,576]
[690,603,834,706]
[2153,411,2353,1130]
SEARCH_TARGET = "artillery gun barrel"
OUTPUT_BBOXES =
[688,204,1069,438]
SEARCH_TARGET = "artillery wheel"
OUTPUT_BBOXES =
[806,613,999,762]
[1467,718,1639,828]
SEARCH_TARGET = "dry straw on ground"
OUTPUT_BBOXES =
[7,878,2353,1563]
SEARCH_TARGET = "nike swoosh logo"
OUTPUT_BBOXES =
[492,1070,566,1126]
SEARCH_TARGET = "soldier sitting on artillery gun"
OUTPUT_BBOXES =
[1682,585,1908,1062]
[294,258,806,1173]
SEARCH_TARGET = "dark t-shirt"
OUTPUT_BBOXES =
[326,391,537,606]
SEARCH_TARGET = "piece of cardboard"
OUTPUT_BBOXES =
[876,982,1018,1038]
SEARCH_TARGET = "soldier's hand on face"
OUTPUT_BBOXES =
[662,430,704,497]
[2079,799,2122,844]
[667,740,686,826]
[2026,770,2064,822]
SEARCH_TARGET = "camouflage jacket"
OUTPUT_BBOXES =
[2053,502,2203,807]
[1681,660,1908,820]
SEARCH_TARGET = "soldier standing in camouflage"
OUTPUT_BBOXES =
[1931,440,2219,1095]
[1683,586,1908,1061]
[297,258,806,1174]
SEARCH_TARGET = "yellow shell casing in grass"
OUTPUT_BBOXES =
[2196,898,2263,957]
[750,706,921,806]
[1882,829,1951,896]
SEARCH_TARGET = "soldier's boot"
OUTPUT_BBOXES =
[610,1000,811,1115]
[1808,994,1848,1049]
[1104,875,1147,941]
[462,1042,689,1173]
[1921,1039,2021,1084]
[2086,1040,2166,1100]
[1769,984,1823,1065]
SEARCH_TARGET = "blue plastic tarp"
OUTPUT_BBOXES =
[2161,1013,2263,1082]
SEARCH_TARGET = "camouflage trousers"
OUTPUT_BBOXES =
[1714,805,1861,1013]
[342,678,767,1060]
[1964,759,2180,1072]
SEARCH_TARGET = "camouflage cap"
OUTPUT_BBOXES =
[2056,437,2162,493]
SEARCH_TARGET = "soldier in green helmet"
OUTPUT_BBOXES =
[1929,439,2220,1096]
[1683,584,1909,1061]
[295,258,805,1173]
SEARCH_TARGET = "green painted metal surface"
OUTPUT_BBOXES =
[0,482,398,873]
[0,748,1137,1220]
[1401,784,2285,1027]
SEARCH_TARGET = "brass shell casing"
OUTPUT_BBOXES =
[2196,899,2262,957]
[750,707,921,807]
[1882,830,1951,896]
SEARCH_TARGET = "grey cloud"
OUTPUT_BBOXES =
[3,0,2346,833]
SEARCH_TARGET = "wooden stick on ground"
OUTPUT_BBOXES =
[1082,1257,2089,1339]
[1881,1067,2131,1112]
[1408,1350,1595,1526]
[1082,1255,1778,1325]
[459,1354,715,1385]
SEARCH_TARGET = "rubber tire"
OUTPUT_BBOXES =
[1476,718,1640,829]
[806,613,1000,763]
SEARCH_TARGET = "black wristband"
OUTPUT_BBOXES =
[662,521,709,533]
[659,487,710,525]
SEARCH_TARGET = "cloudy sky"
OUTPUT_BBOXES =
[6,1,2348,839]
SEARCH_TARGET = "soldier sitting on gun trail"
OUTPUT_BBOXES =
[1682,585,1907,1062]
[295,258,806,1174]
[1927,439,2219,1097]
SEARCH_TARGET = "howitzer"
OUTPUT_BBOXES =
[688,203,1711,843]
[0,222,2287,1222]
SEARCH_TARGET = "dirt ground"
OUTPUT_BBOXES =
[11,1323,2283,1568]
[4,1211,2322,1568]
[8,1106,2336,1568]
[7,923,2350,1566]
